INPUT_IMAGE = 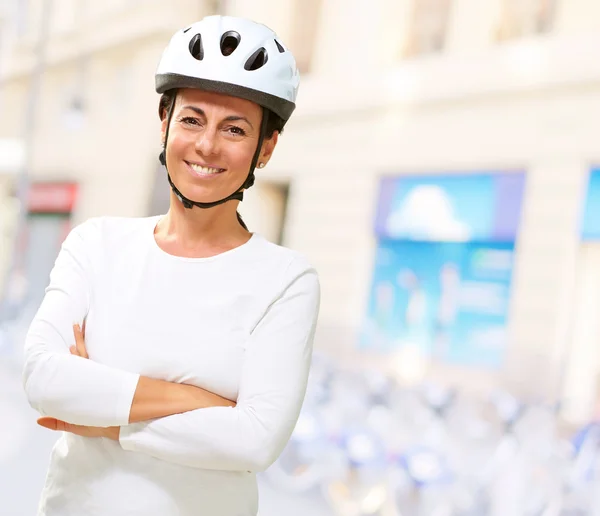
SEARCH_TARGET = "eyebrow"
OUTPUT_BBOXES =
[181,105,254,130]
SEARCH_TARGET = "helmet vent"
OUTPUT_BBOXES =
[220,31,241,56]
[189,34,204,60]
[244,47,268,71]
[183,26,192,34]
[275,39,285,53]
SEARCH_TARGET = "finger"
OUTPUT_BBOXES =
[73,324,89,359]
[37,417,60,431]
[37,417,79,434]
[72,324,83,356]
[82,318,86,338]
[69,345,79,356]
[78,325,89,359]
[73,323,81,342]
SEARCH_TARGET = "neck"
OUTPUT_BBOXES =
[158,192,250,251]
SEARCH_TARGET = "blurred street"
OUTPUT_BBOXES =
[0,359,59,516]
[3,0,600,514]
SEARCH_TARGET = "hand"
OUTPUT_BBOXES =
[36,321,120,441]
[37,417,120,441]
[70,321,88,358]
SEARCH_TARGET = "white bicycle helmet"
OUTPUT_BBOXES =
[156,15,300,122]
[156,15,300,213]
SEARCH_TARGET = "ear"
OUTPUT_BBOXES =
[259,131,279,165]
[160,114,169,147]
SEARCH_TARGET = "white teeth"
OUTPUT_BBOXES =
[189,163,222,175]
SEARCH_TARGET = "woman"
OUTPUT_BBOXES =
[23,15,320,516]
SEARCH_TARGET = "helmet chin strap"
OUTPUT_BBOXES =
[159,94,268,210]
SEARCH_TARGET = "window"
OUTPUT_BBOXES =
[61,60,88,131]
[262,182,290,246]
[289,0,323,74]
[206,0,229,14]
[0,23,4,77]
[403,0,453,58]
[51,0,78,35]
[13,0,50,42]
[496,0,556,41]
[14,0,29,37]
[239,182,290,245]
[113,63,133,112]
[147,162,171,216]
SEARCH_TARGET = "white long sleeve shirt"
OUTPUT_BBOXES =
[22,215,320,516]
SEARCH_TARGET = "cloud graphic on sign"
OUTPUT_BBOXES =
[385,185,471,241]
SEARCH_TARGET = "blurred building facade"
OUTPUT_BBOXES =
[1,0,600,423]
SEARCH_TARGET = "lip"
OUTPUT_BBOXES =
[185,161,226,179]
[185,160,225,169]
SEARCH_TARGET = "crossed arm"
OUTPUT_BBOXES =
[37,323,235,441]
[24,221,320,472]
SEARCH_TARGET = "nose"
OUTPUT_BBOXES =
[194,127,220,156]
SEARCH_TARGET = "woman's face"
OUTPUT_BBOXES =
[161,88,277,204]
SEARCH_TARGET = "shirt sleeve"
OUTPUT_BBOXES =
[119,255,320,472]
[22,219,140,427]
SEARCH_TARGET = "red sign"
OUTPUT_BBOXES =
[28,182,78,213]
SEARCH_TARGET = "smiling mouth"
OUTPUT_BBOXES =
[185,161,226,176]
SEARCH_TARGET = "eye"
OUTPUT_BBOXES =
[226,126,247,136]
[179,116,200,126]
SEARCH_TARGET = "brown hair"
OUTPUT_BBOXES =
[158,89,285,136]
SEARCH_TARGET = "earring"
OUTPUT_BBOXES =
[258,162,265,169]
